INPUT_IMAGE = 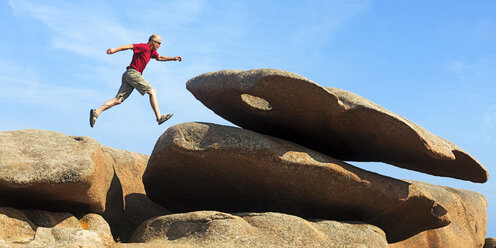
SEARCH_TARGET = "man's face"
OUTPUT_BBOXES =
[150,39,161,50]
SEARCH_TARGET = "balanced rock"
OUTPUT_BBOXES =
[186,69,488,183]
[130,211,389,248]
[391,181,487,248]
[144,122,449,242]
[0,130,114,213]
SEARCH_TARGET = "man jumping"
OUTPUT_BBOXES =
[90,34,182,127]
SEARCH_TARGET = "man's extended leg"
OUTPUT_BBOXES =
[147,89,172,125]
[90,97,124,127]
[96,97,124,116]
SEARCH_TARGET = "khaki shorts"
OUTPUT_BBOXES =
[116,68,154,101]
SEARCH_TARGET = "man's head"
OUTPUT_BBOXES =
[148,34,162,50]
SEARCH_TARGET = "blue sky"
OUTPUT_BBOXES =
[1,0,495,238]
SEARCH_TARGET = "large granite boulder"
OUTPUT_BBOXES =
[186,69,488,183]
[130,211,389,248]
[390,181,487,248]
[0,129,168,242]
[144,122,449,242]
[0,130,114,213]
[0,207,113,247]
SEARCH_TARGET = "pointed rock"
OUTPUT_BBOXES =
[144,122,450,242]
[186,69,488,182]
[390,181,487,248]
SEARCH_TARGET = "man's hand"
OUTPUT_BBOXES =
[156,55,183,62]
[106,45,132,55]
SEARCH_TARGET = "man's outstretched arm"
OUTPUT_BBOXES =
[156,55,182,62]
[107,44,133,54]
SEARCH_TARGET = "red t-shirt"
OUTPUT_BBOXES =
[127,43,159,74]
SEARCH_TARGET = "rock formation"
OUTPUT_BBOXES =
[389,181,487,248]
[144,122,449,242]
[130,211,389,248]
[0,129,168,243]
[101,146,170,241]
[186,69,488,183]
[0,69,492,247]
[0,129,114,213]
[0,207,112,247]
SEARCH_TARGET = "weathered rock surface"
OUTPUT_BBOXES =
[485,238,496,248]
[186,69,488,183]
[0,207,36,243]
[0,207,113,247]
[130,211,389,248]
[0,129,114,213]
[390,181,487,248]
[114,243,191,248]
[101,146,170,242]
[144,122,450,242]
[0,129,169,242]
